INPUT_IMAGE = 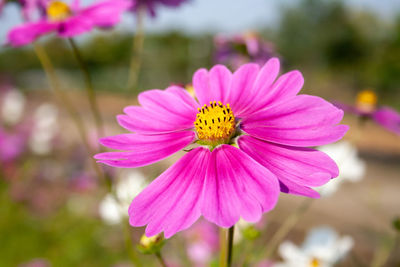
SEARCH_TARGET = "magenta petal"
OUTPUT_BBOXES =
[238,135,338,197]
[225,63,259,116]
[240,58,280,116]
[261,70,304,106]
[242,95,349,146]
[373,107,400,135]
[193,66,232,106]
[165,85,200,109]
[80,0,131,28]
[129,147,210,238]
[201,145,279,227]
[57,16,94,37]
[7,21,57,46]
[95,131,195,168]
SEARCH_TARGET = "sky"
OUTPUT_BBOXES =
[0,0,400,43]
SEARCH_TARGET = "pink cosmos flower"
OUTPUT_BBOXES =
[7,0,131,46]
[95,58,348,238]
[131,0,188,17]
[334,90,400,135]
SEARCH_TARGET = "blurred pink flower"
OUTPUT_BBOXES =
[131,0,188,17]
[335,90,400,135]
[184,220,219,266]
[7,0,132,46]
[95,58,347,238]
[214,32,278,70]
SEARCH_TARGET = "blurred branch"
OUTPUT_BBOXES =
[68,38,105,139]
[32,43,104,182]
[127,7,145,93]
[264,198,314,259]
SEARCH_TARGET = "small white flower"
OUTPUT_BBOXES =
[316,141,365,197]
[99,170,148,225]
[1,89,25,125]
[29,103,58,155]
[275,226,354,267]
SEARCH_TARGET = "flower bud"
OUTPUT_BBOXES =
[138,233,165,254]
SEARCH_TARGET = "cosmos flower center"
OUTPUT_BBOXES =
[46,1,71,21]
[194,101,235,144]
[356,90,377,113]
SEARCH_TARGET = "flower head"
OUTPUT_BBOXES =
[276,226,354,267]
[7,0,131,46]
[95,58,348,238]
[335,89,400,135]
[214,32,277,70]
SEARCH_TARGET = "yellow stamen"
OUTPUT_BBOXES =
[194,101,235,143]
[356,89,377,113]
[310,258,320,267]
[47,1,71,21]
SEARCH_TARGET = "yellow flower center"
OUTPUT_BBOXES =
[356,89,377,113]
[310,258,320,267]
[194,101,235,145]
[46,1,71,21]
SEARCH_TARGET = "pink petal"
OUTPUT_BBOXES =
[238,135,338,197]
[165,85,200,109]
[7,21,57,46]
[241,95,349,146]
[373,107,400,135]
[57,16,94,37]
[261,70,304,106]
[240,58,280,116]
[129,147,210,238]
[201,145,279,227]
[95,131,195,168]
[193,65,232,106]
[225,63,259,117]
[118,88,197,134]
[79,0,131,28]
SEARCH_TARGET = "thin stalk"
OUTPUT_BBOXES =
[126,6,145,93]
[32,43,104,182]
[68,38,104,138]
[264,198,314,259]
[219,228,228,267]
[155,251,167,267]
[227,226,235,267]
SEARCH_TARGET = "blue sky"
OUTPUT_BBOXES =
[0,0,400,43]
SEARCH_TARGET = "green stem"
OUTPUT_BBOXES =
[219,228,228,267]
[155,251,167,267]
[32,43,104,181]
[68,38,105,138]
[264,198,314,259]
[127,6,145,93]
[227,226,235,267]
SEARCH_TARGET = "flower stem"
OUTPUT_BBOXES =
[126,6,145,93]
[32,43,104,181]
[68,38,105,138]
[264,198,314,259]
[219,226,235,267]
[227,226,235,267]
[219,228,227,267]
[155,251,167,267]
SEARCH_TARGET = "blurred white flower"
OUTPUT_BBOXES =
[99,170,148,225]
[234,218,252,244]
[316,141,366,197]
[275,226,354,267]
[1,89,25,125]
[29,103,58,155]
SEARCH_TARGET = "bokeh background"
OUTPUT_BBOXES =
[0,0,399,266]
